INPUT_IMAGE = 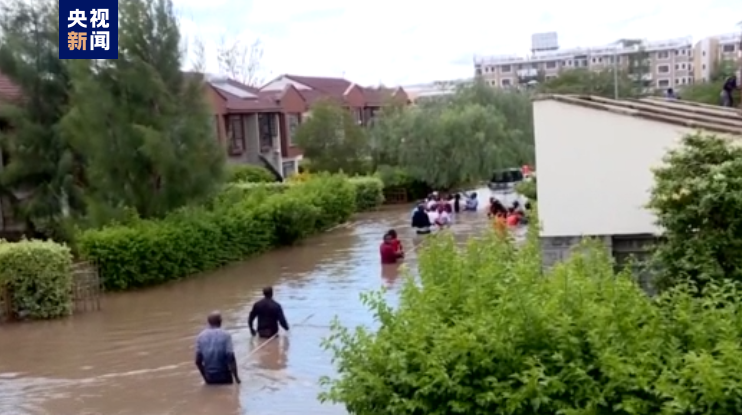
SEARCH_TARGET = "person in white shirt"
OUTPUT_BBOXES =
[434,206,451,228]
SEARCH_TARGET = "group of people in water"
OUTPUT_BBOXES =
[410,191,480,235]
[380,191,531,264]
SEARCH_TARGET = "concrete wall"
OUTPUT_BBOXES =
[534,100,692,237]
[541,233,658,294]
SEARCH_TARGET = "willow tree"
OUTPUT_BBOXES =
[369,80,534,190]
[62,0,225,225]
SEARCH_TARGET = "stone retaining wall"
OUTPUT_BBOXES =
[541,233,658,295]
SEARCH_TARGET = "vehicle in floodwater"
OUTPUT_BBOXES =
[488,168,524,191]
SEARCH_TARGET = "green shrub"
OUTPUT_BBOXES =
[349,177,384,211]
[515,178,537,200]
[77,175,357,291]
[0,240,74,319]
[226,163,277,183]
[208,182,291,208]
[320,224,742,414]
[648,133,742,292]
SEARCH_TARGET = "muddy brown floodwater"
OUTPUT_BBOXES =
[0,189,512,415]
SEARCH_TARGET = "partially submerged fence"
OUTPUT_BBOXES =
[383,188,409,204]
[0,261,102,322]
[71,261,102,313]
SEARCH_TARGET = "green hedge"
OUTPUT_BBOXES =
[208,182,291,208]
[0,240,74,319]
[349,177,384,211]
[226,163,277,183]
[77,175,362,291]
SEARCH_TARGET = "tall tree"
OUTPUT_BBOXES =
[62,0,225,225]
[294,99,369,175]
[217,36,266,87]
[0,0,84,236]
[370,80,533,190]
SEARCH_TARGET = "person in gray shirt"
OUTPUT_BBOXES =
[195,311,241,385]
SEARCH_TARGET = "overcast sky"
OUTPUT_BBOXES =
[176,0,741,86]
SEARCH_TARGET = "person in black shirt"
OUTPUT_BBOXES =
[248,286,289,338]
[411,204,432,234]
[721,75,738,107]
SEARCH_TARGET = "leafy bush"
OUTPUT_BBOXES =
[0,240,74,319]
[648,132,742,291]
[375,165,432,201]
[208,182,291,208]
[288,171,313,183]
[320,224,742,414]
[515,178,537,200]
[226,163,277,183]
[349,177,384,211]
[76,175,362,291]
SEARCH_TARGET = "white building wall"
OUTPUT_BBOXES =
[533,100,693,237]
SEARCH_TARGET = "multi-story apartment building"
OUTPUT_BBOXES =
[694,32,741,82]
[474,35,735,91]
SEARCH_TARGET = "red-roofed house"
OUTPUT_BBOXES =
[260,74,408,127]
[209,73,409,179]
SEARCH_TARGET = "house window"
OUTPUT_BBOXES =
[657,51,669,59]
[500,65,511,73]
[282,160,297,178]
[657,79,670,88]
[258,113,276,152]
[227,115,244,155]
[545,61,557,69]
[287,114,300,145]
[501,79,511,87]
[657,65,670,73]
[722,44,736,53]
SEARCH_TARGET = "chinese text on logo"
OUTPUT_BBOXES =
[59,0,118,59]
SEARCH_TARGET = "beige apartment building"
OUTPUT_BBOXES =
[475,33,740,90]
[693,32,741,82]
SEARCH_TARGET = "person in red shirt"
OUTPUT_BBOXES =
[506,208,520,227]
[380,233,403,264]
[387,229,404,257]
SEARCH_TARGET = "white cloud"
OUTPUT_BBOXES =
[178,0,741,86]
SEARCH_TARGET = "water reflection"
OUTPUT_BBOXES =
[380,264,400,288]
[250,336,290,372]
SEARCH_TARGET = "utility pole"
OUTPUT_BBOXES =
[612,40,622,100]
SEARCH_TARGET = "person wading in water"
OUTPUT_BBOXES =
[248,287,290,339]
[195,311,241,385]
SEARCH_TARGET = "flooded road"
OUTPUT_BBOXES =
[0,190,510,415]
